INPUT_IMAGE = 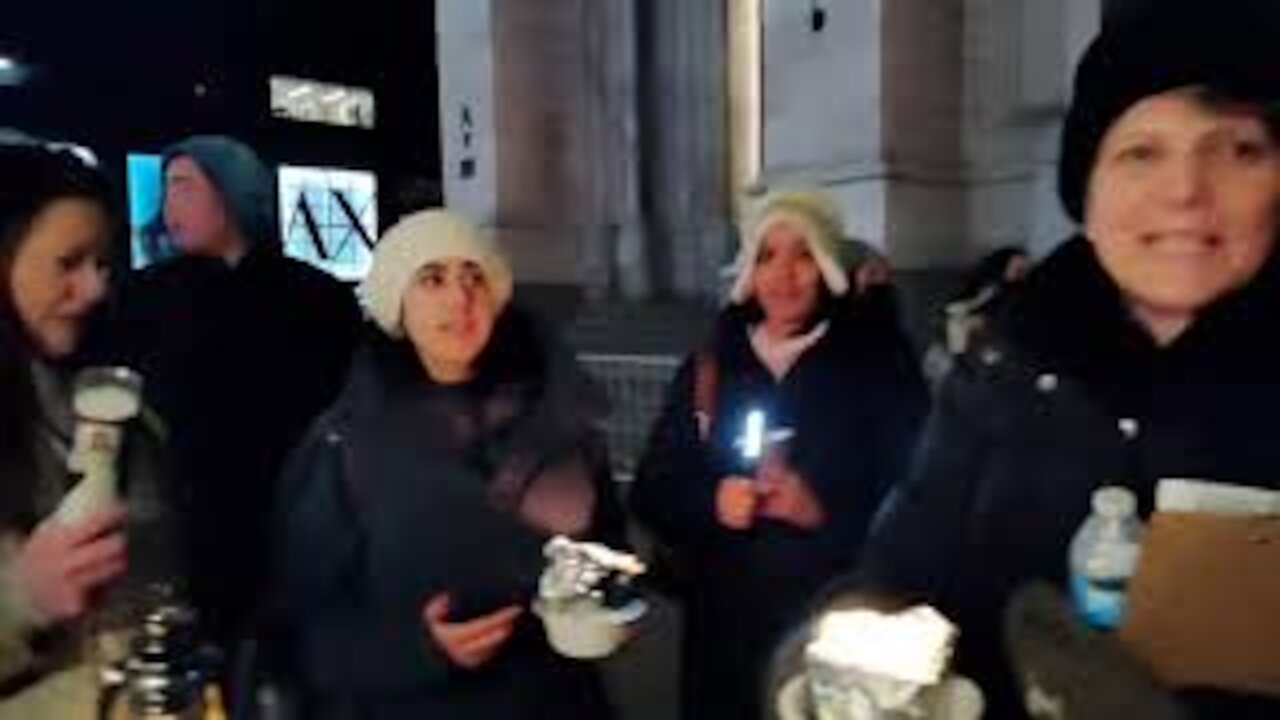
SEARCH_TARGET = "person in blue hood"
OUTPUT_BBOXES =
[151,135,279,264]
[105,135,361,651]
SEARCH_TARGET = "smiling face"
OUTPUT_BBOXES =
[752,220,823,334]
[7,198,111,359]
[402,257,498,383]
[1084,86,1280,340]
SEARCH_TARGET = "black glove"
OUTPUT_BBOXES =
[1003,582,1188,720]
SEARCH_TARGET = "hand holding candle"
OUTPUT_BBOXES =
[757,453,826,530]
[13,506,128,624]
[716,476,759,530]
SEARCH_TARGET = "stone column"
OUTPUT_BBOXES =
[964,0,1099,260]
[640,0,734,299]
[757,0,966,269]
[436,0,499,223]
[759,0,887,251]
[586,0,650,300]
[882,0,966,268]
[435,0,648,294]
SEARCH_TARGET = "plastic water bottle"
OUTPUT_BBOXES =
[1068,486,1143,630]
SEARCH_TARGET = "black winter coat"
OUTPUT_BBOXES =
[106,250,361,644]
[851,238,1280,718]
[632,291,928,720]
[271,309,622,720]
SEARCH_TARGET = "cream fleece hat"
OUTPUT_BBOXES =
[730,188,850,304]
[361,209,514,338]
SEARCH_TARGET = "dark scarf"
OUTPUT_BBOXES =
[342,307,607,511]
[994,237,1280,420]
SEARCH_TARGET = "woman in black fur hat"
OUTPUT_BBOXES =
[789,3,1280,717]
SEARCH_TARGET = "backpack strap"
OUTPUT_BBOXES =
[692,351,718,442]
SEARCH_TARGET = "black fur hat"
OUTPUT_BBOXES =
[1058,1,1280,223]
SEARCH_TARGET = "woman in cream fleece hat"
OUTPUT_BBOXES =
[729,188,851,305]
[633,187,928,720]
[273,208,625,720]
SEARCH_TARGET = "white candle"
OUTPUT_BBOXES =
[741,409,766,461]
[56,422,123,524]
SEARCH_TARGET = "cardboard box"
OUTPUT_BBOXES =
[1120,512,1280,696]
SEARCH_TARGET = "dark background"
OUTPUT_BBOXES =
[1,0,441,242]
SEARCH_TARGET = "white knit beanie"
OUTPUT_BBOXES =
[729,188,850,305]
[360,209,514,338]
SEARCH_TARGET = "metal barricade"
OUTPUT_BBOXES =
[578,353,682,482]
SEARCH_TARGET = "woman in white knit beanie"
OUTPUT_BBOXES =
[274,209,624,719]
[360,209,514,382]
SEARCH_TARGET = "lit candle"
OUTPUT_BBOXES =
[741,409,766,462]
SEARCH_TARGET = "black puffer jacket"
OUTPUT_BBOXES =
[850,238,1280,718]
[632,290,928,720]
[270,308,622,720]
[107,250,361,644]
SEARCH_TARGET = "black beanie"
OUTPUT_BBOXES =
[1057,2,1280,223]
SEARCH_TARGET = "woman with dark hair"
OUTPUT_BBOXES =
[955,246,1030,308]
[272,209,623,719]
[799,3,1280,717]
[924,246,1032,386]
[0,146,170,714]
[632,188,928,720]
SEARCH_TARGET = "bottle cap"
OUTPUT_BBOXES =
[1092,486,1137,519]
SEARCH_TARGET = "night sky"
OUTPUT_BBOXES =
[2,0,440,219]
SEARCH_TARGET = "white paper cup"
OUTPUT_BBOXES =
[535,599,645,660]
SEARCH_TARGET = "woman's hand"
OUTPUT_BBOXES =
[716,476,759,530]
[756,461,826,530]
[11,506,128,625]
[423,593,524,670]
